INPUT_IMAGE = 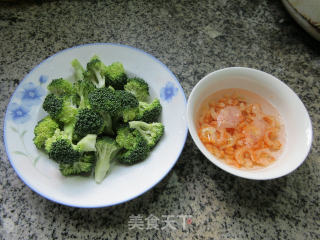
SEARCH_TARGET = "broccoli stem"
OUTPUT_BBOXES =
[64,122,74,140]
[101,112,114,135]
[94,138,121,183]
[93,69,105,88]
[72,59,85,81]
[95,150,113,183]
[79,95,86,109]
[77,134,97,152]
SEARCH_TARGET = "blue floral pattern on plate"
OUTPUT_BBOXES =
[39,75,48,84]
[160,82,178,102]
[9,75,47,125]
[16,82,46,106]
[7,75,48,165]
[8,103,31,124]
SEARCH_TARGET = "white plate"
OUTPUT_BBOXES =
[282,0,320,41]
[4,43,188,208]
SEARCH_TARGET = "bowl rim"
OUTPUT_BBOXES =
[187,67,313,180]
[3,42,188,208]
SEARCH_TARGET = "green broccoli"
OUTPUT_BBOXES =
[45,129,97,163]
[42,93,62,117]
[88,77,140,123]
[129,121,164,148]
[45,129,68,152]
[136,99,162,123]
[100,112,114,135]
[118,139,149,165]
[42,94,78,124]
[115,125,138,149]
[71,93,81,107]
[94,137,121,183]
[88,88,121,117]
[116,90,139,122]
[71,59,85,81]
[63,120,75,141]
[88,88,121,134]
[116,126,149,165]
[59,153,95,176]
[45,130,81,164]
[73,108,104,140]
[35,56,165,181]
[72,59,97,109]
[85,55,107,88]
[33,116,59,149]
[105,62,127,89]
[77,134,97,152]
[73,79,96,109]
[47,78,74,97]
[59,116,98,152]
[124,77,149,102]
[107,85,115,91]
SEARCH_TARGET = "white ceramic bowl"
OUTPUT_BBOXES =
[187,67,312,180]
[4,43,188,207]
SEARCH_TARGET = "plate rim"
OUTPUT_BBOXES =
[282,0,320,41]
[3,42,188,208]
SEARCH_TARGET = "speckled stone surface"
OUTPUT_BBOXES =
[0,0,319,239]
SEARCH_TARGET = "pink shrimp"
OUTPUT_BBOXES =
[264,128,282,150]
[253,148,275,166]
[217,106,242,129]
[198,126,216,143]
[242,118,267,146]
[235,147,254,166]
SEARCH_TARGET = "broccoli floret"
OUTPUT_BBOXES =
[105,62,127,89]
[37,55,166,180]
[59,161,93,176]
[43,94,78,124]
[45,129,96,163]
[88,88,121,117]
[42,93,62,117]
[72,59,97,108]
[77,134,97,152]
[81,153,96,163]
[94,137,121,183]
[59,153,95,176]
[45,129,68,152]
[33,116,59,149]
[108,85,115,91]
[47,137,81,164]
[129,121,164,148]
[88,88,123,134]
[71,59,85,81]
[56,96,78,124]
[47,78,74,97]
[63,121,75,141]
[89,88,139,123]
[74,79,96,109]
[115,125,138,149]
[85,55,107,88]
[100,111,114,135]
[136,99,162,123]
[116,126,149,165]
[124,77,149,102]
[116,90,139,122]
[118,139,149,165]
[73,108,104,140]
[71,93,81,107]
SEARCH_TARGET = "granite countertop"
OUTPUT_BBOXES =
[0,0,319,239]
